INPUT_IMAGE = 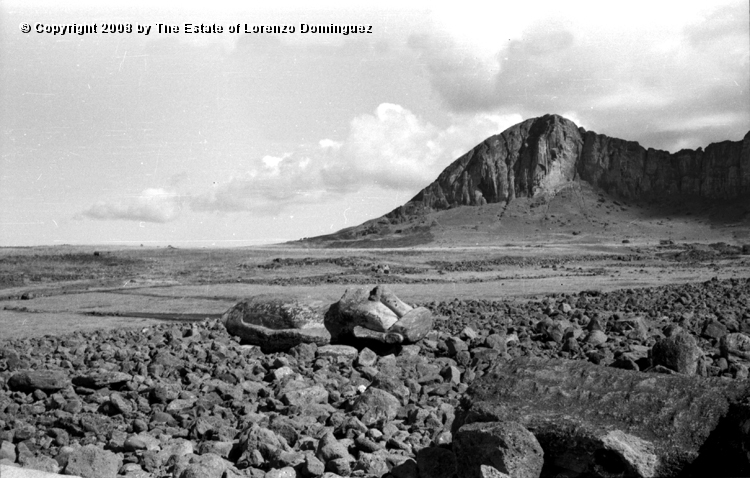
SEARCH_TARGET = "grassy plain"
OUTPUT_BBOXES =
[1,240,749,340]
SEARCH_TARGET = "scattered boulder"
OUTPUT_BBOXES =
[453,421,543,478]
[720,333,750,362]
[8,370,70,393]
[223,299,331,352]
[63,444,122,478]
[651,330,701,374]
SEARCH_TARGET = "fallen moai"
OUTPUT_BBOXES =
[224,285,435,352]
[325,285,434,345]
[222,299,331,353]
[455,357,750,478]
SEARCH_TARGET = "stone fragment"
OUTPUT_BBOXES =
[720,333,750,362]
[479,465,510,478]
[63,444,123,478]
[372,285,413,317]
[585,330,608,346]
[223,299,331,352]
[352,326,403,344]
[356,348,378,368]
[280,385,329,407]
[651,330,701,375]
[702,320,728,340]
[325,287,401,341]
[72,371,132,389]
[351,388,401,426]
[316,432,351,462]
[458,357,750,478]
[266,467,296,478]
[317,345,358,360]
[389,307,434,343]
[235,424,290,468]
[303,453,325,477]
[8,370,70,393]
[453,421,543,478]
[613,316,650,341]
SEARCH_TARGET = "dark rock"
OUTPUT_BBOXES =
[416,446,457,478]
[72,371,132,389]
[457,357,750,478]
[651,330,701,375]
[453,421,543,478]
[8,370,70,393]
[386,114,750,218]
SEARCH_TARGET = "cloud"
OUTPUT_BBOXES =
[82,188,183,223]
[322,103,521,191]
[410,1,749,151]
[189,154,327,215]
[190,103,522,214]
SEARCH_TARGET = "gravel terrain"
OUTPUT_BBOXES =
[1,276,750,477]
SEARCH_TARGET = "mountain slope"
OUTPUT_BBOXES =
[387,114,749,221]
[301,114,750,247]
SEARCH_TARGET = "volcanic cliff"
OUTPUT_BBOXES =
[386,114,750,221]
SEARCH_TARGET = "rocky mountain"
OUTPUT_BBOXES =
[386,114,750,221]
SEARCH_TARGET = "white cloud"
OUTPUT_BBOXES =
[189,103,523,214]
[322,103,522,191]
[82,188,182,223]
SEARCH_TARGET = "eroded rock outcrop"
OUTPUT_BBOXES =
[387,114,749,220]
[456,357,750,478]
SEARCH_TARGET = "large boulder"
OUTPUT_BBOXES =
[651,329,701,375]
[325,285,433,344]
[223,299,331,353]
[455,357,750,478]
[8,370,70,393]
[453,421,543,478]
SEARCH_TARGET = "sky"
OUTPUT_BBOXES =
[1,0,748,247]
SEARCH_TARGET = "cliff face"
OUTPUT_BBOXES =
[387,114,750,219]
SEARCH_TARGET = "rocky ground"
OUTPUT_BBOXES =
[1,276,750,478]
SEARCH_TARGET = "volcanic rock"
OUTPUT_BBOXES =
[390,308,435,343]
[720,333,750,362]
[453,421,544,478]
[7,370,70,393]
[223,299,331,353]
[386,114,749,219]
[63,444,122,478]
[457,357,750,477]
[651,330,701,375]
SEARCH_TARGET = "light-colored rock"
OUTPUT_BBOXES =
[389,307,434,343]
[720,333,750,362]
[280,385,329,407]
[63,445,122,478]
[351,387,401,426]
[223,298,331,352]
[0,464,82,478]
[371,285,413,317]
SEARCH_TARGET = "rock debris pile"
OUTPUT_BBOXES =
[0,277,749,478]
